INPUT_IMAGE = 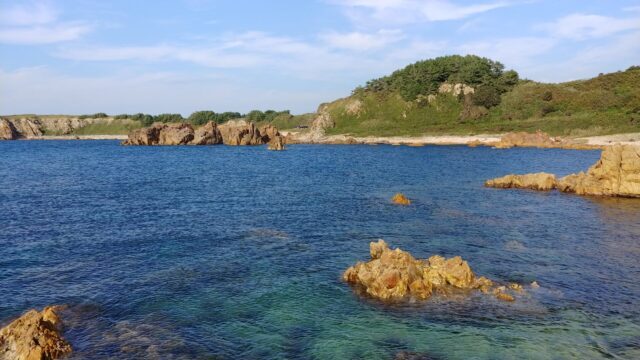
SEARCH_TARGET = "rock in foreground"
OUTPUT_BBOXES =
[343,240,518,302]
[484,173,557,191]
[485,145,640,198]
[0,306,71,360]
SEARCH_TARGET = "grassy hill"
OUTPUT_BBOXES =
[323,56,640,137]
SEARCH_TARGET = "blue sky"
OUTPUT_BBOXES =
[1,0,639,115]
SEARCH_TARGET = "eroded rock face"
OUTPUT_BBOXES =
[0,119,18,140]
[486,145,640,198]
[557,144,640,197]
[267,135,286,151]
[191,121,223,145]
[218,120,265,146]
[259,124,280,143]
[157,123,194,145]
[342,240,518,302]
[485,173,557,191]
[123,122,225,146]
[0,306,71,360]
[7,118,43,137]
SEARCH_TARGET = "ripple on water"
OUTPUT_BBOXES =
[0,141,638,359]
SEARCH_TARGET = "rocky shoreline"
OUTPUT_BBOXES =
[485,144,640,197]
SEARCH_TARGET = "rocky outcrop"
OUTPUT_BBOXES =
[486,145,640,198]
[391,193,411,205]
[438,83,475,96]
[123,120,280,146]
[493,130,562,149]
[488,130,602,150]
[0,119,18,140]
[258,124,280,143]
[557,145,640,197]
[0,306,71,360]
[7,118,43,137]
[218,120,265,146]
[267,135,286,151]
[485,173,557,191]
[343,240,520,302]
[191,121,223,145]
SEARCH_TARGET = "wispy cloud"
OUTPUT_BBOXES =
[319,29,404,50]
[333,0,512,25]
[0,1,91,44]
[540,13,640,40]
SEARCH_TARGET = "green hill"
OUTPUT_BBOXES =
[322,55,640,137]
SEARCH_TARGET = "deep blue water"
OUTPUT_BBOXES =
[1,140,639,359]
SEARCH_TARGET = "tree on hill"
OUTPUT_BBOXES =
[362,55,519,105]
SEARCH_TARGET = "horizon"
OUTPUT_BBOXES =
[1,0,639,116]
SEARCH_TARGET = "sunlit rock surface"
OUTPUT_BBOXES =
[343,240,518,302]
[0,306,71,360]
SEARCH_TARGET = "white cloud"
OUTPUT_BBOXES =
[0,1,57,26]
[0,23,90,45]
[0,1,90,44]
[458,36,557,68]
[541,13,640,40]
[333,0,511,24]
[319,29,404,50]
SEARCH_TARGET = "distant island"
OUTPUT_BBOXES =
[2,55,639,141]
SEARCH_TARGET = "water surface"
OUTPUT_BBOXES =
[1,141,639,359]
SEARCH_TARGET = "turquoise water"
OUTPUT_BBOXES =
[1,141,639,359]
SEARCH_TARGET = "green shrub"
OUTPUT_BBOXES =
[472,86,502,108]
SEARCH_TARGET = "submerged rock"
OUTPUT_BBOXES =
[486,145,640,198]
[484,173,557,191]
[391,193,411,205]
[267,135,286,151]
[342,240,517,302]
[0,306,71,360]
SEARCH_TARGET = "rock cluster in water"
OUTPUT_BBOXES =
[0,306,71,360]
[122,120,280,146]
[486,145,640,197]
[342,240,520,302]
[391,193,411,205]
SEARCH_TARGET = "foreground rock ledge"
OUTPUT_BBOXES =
[0,306,71,360]
[343,240,520,302]
[485,144,640,197]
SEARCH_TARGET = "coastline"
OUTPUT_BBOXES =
[20,134,128,140]
[13,132,640,147]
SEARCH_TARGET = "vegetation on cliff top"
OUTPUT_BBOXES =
[324,56,640,136]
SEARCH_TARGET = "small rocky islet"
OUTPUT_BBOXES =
[343,240,522,303]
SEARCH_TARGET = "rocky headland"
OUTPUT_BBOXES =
[343,240,522,302]
[0,116,137,140]
[485,144,640,197]
[0,306,71,360]
[122,120,280,146]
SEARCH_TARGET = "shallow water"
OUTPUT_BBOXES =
[1,141,639,359]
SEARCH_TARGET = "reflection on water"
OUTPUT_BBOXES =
[0,142,639,359]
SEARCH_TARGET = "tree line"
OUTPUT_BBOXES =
[91,110,292,127]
